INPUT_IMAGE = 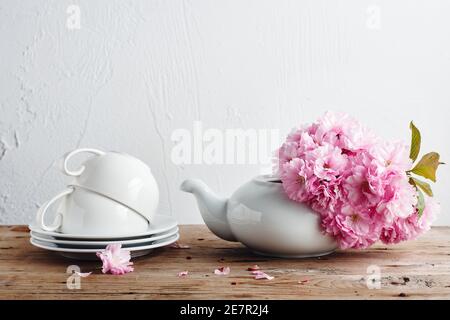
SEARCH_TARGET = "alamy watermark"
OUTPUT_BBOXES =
[66,5,81,30]
[66,265,82,290]
[366,5,382,30]
[171,121,282,172]
[366,265,381,289]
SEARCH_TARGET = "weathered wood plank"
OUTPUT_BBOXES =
[0,225,449,299]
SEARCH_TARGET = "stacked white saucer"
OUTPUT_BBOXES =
[29,148,179,260]
[29,215,178,260]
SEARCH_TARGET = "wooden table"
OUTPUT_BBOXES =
[0,225,449,299]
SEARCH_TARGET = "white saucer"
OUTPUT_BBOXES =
[60,249,153,260]
[29,214,177,240]
[30,233,179,253]
[30,226,178,247]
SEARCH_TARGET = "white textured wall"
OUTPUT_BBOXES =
[1,0,449,225]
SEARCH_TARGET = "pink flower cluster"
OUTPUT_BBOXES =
[277,112,439,249]
[96,244,134,275]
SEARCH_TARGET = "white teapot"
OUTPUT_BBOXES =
[181,175,337,258]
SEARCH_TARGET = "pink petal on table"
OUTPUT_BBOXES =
[252,270,274,280]
[96,243,134,275]
[178,271,189,277]
[214,266,230,275]
[75,271,92,278]
[247,265,261,271]
[298,279,309,284]
[170,242,191,249]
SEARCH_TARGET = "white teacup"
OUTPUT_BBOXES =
[37,186,149,237]
[62,148,159,224]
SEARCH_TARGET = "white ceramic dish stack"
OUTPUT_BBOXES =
[29,214,179,260]
[29,148,179,260]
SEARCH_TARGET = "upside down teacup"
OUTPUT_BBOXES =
[37,186,149,237]
[61,148,159,224]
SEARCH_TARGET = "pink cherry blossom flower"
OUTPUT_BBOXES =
[214,266,230,275]
[276,111,440,249]
[313,111,378,151]
[372,140,413,172]
[170,242,191,249]
[75,271,92,278]
[178,271,189,277]
[325,204,380,249]
[380,196,439,244]
[251,270,274,280]
[310,144,348,181]
[96,244,134,275]
[280,158,312,203]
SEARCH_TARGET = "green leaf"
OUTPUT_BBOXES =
[411,152,442,182]
[416,188,425,218]
[409,121,421,162]
[409,177,433,197]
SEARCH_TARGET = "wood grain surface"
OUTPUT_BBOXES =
[0,225,449,300]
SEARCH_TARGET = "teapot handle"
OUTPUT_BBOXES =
[63,148,105,176]
[38,186,75,232]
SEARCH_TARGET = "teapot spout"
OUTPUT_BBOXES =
[181,179,236,241]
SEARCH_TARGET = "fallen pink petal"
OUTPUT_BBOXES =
[298,279,309,284]
[178,271,189,277]
[170,242,191,249]
[75,271,92,278]
[247,265,261,271]
[96,243,134,275]
[252,270,274,280]
[214,266,230,275]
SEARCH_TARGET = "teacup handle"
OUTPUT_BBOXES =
[63,148,105,176]
[38,187,75,232]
